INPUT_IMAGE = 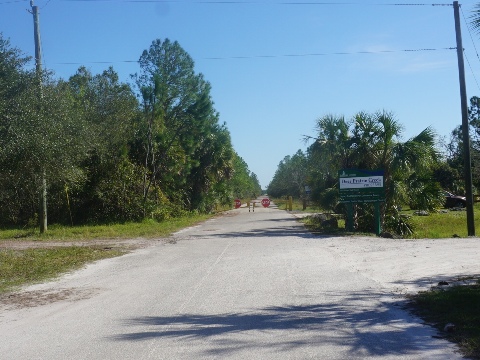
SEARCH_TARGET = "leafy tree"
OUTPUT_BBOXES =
[185,121,235,212]
[249,172,262,198]
[267,150,308,200]
[230,154,261,200]
[464,96,480,190]
[304,115,352,211]
[0,35,32,225]
[445,96,480,193]
[0,66,90,227]
[66,66,142,223]
[132,38,236,216]
[432,161,463,194]
[0,34,30,111]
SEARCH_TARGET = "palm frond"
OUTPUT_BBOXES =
[470,4,480,33]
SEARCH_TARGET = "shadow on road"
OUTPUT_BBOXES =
[187,226,344,241]
[390,273,480,291]
[183,218,342,240]
[201,226,318,239]
[110,293,444,358]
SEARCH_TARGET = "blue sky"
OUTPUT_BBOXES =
[2,0,480,188]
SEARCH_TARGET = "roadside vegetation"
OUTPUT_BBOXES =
[406,206,480,239]
[0,212,216,294]
[408,279,480,359]
[0,247,125,293]
[298,203,480,239]
[273,197,480,238]
[0,35,261,234]
[0,213,213,242]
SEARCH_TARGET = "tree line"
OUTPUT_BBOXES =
[0,35,261,229]
[267,109,478,235]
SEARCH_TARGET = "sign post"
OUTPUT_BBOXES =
[339,169,385,235]
[374,201,381,236]
[346,203,354,232]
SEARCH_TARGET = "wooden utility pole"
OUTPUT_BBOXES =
[453,1,475,236]
[30,0,47,233]
[32,1,42,73]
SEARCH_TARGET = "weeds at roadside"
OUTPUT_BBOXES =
[301,214,347,235]
[297,205,480,239]
[0,213,216,294]
[407,279,480,359]
[0,246,124,294]
[0,214,214,241]
[408,209,475,238]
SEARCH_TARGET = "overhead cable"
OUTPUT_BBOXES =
[29,47,455,65]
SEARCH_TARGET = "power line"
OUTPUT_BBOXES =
[464,50,480,92]
[0,0,452,5]
[41,0,53,8]
[36,47,454,66]
[203,47,455,60]
[0,0,27,4]
[279,2,451,6]
[52,60,139,64]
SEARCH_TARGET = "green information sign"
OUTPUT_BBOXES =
[339,169,385,203]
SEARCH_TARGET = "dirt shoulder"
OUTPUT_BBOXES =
[0,237,168,309]
[0,237,171,251]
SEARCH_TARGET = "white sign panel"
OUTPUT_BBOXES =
[339,176,383,189]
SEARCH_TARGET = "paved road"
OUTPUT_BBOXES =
[0,203,466,359]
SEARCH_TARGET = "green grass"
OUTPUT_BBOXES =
[0,213,215,294]
[0,246,125,293]
[0,214,213,242]
[408,280,480,359]
[408,209,478,238]
[300,209,480,238]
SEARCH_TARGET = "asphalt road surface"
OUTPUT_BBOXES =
[1,201,476,359]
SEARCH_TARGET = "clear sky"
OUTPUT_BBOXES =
[2,0,480,188]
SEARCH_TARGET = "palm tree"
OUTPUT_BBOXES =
[394,127,442,205]
[307,111,442,234]
[350,112,380,169]
[471,4,480,33]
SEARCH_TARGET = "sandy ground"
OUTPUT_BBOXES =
[313,235,479,295]
[288,211,480,295]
